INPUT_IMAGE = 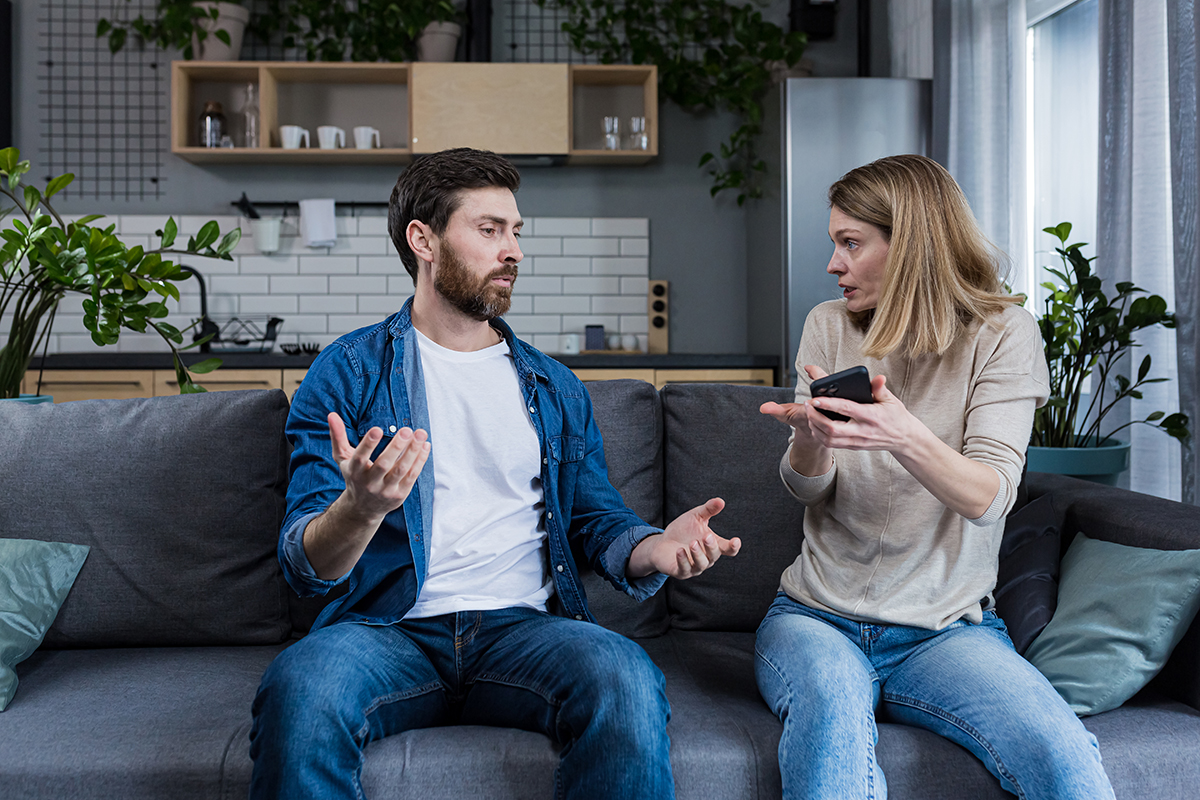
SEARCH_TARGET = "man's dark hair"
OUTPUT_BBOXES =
[388,148,521,284]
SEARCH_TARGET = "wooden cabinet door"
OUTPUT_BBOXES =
[652,369,775,390]
[283,369,308,400]
[410,63,570,154]
[154,369,283,396]
[23,370,156,402]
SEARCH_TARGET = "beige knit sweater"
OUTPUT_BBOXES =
[778,300,1049,630]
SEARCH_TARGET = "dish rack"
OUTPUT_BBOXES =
[194,316,284,353]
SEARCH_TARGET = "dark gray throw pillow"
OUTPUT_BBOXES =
[993,494,1061,654]
[0,390,292,648]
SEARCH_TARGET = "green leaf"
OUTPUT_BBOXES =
[188,357,223,374]
[215,29,232,46]
[160,217,178,249]
[0,147,18,173]
[44,173,74,198]
[192,220,220,251]
[23,185,41,212]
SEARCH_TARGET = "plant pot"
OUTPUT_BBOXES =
[1026,439,1131,486]
[1,394,54,404]
[191,1,250,61]
[417,21,462,62]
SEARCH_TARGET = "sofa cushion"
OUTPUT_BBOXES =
[0,538,89,710]
[1024,533,1200,716]
[0,391,292,647]
[662,384,803,632]
[580,379,668,638]
[0,644,286,799]
[993,494,1060,654]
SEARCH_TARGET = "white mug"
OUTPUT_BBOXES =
[251,218,282,254]
[560,333,581,355]
[280,125,309,149]
[317,126,345,150]
[353,126,381,150]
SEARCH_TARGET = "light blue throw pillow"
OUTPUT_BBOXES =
[0,538,90,711]
[1025,532,1200,716]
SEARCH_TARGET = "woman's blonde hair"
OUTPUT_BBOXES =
[828,154,1019,359]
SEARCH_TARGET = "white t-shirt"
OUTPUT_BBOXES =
[405,329,553,618]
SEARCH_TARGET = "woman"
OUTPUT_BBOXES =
[756,155,1114,799]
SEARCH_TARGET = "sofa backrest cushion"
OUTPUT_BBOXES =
[662,383,805,632]
[0,390,292,647]
[579,379,669,638]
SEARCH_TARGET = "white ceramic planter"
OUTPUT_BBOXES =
[191,1,250,61]
[417,21,462,62]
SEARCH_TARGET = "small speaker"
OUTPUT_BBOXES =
[648,280,669,354]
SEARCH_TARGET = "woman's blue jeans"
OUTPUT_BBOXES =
[755,593,1115,800]
[249,607,673,800]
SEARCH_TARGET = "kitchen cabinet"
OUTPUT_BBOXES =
[22,370,156,402]
[153,368,283,396]
[283,369,308,400]
[171,61,656,165]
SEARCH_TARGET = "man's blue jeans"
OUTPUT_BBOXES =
[755,592,1116,800]
[250,607,674,800]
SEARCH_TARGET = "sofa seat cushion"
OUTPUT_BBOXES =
[0,645,285,800]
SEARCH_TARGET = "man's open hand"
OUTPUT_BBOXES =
[628,498,741,579]
[329,412,431,523]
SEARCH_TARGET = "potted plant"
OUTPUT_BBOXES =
[0,147,239,401]
[535,0,807,205]
[1027,221,1190,483]
[98,0,251,61]
[253,0,460,62]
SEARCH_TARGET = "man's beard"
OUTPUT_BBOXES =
[432,239,517,321]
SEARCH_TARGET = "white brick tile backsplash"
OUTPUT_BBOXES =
[240,295,299,314]
[532,218,591,237]
[271,276,329,294]
[517,237,562,256]
[301,295,357,314]
[562,237,620,256]
[590,257,649,276]
[358,295,410,315]
[211,275,270,295]
[591,295,646,315]
[620,238,650,256]
[535,295,591,315]
[529,257,591,276]
[326,237,393,255]
[503,315,564,335]
[238,256,300,275]
[592,218,649,237]
[620,276,650,297]
[41,215,648,355]
[300,255,359,275]
[514,276,564,295]
[563,277,620,295]
[357,217,390,236]
[359,255,404,275]
[330,276,389,294]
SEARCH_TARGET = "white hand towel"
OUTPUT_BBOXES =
[299,198,338,248]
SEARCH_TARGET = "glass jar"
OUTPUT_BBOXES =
[198,101,226,148]
[240,84,260,149]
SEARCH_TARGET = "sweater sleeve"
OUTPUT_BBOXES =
[962,308,1050,522]
[777,304,839,505]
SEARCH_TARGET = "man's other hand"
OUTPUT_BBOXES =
[627,498,741,579]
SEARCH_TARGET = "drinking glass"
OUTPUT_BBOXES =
[627,116,648,151]
[602,116,620,150]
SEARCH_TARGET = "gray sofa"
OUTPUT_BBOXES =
[2,380,1199,799]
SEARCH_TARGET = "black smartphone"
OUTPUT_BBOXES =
[809,366,874,422]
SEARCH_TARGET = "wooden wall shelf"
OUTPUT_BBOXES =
[171,61,657,166]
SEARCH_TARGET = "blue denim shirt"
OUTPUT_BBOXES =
[280,298,666,632]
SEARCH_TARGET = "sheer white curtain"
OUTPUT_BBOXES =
[932,0,1029,291]
[1097,0,1181,500]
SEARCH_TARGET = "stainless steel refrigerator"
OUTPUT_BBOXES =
[747,78,932,386]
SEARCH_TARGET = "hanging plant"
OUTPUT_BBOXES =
[535,0,807,204]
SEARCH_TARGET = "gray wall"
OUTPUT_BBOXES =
[9,0,882,355]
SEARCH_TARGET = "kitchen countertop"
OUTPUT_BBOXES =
[31,352,779,372]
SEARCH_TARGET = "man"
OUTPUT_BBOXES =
[249,147,741,799]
